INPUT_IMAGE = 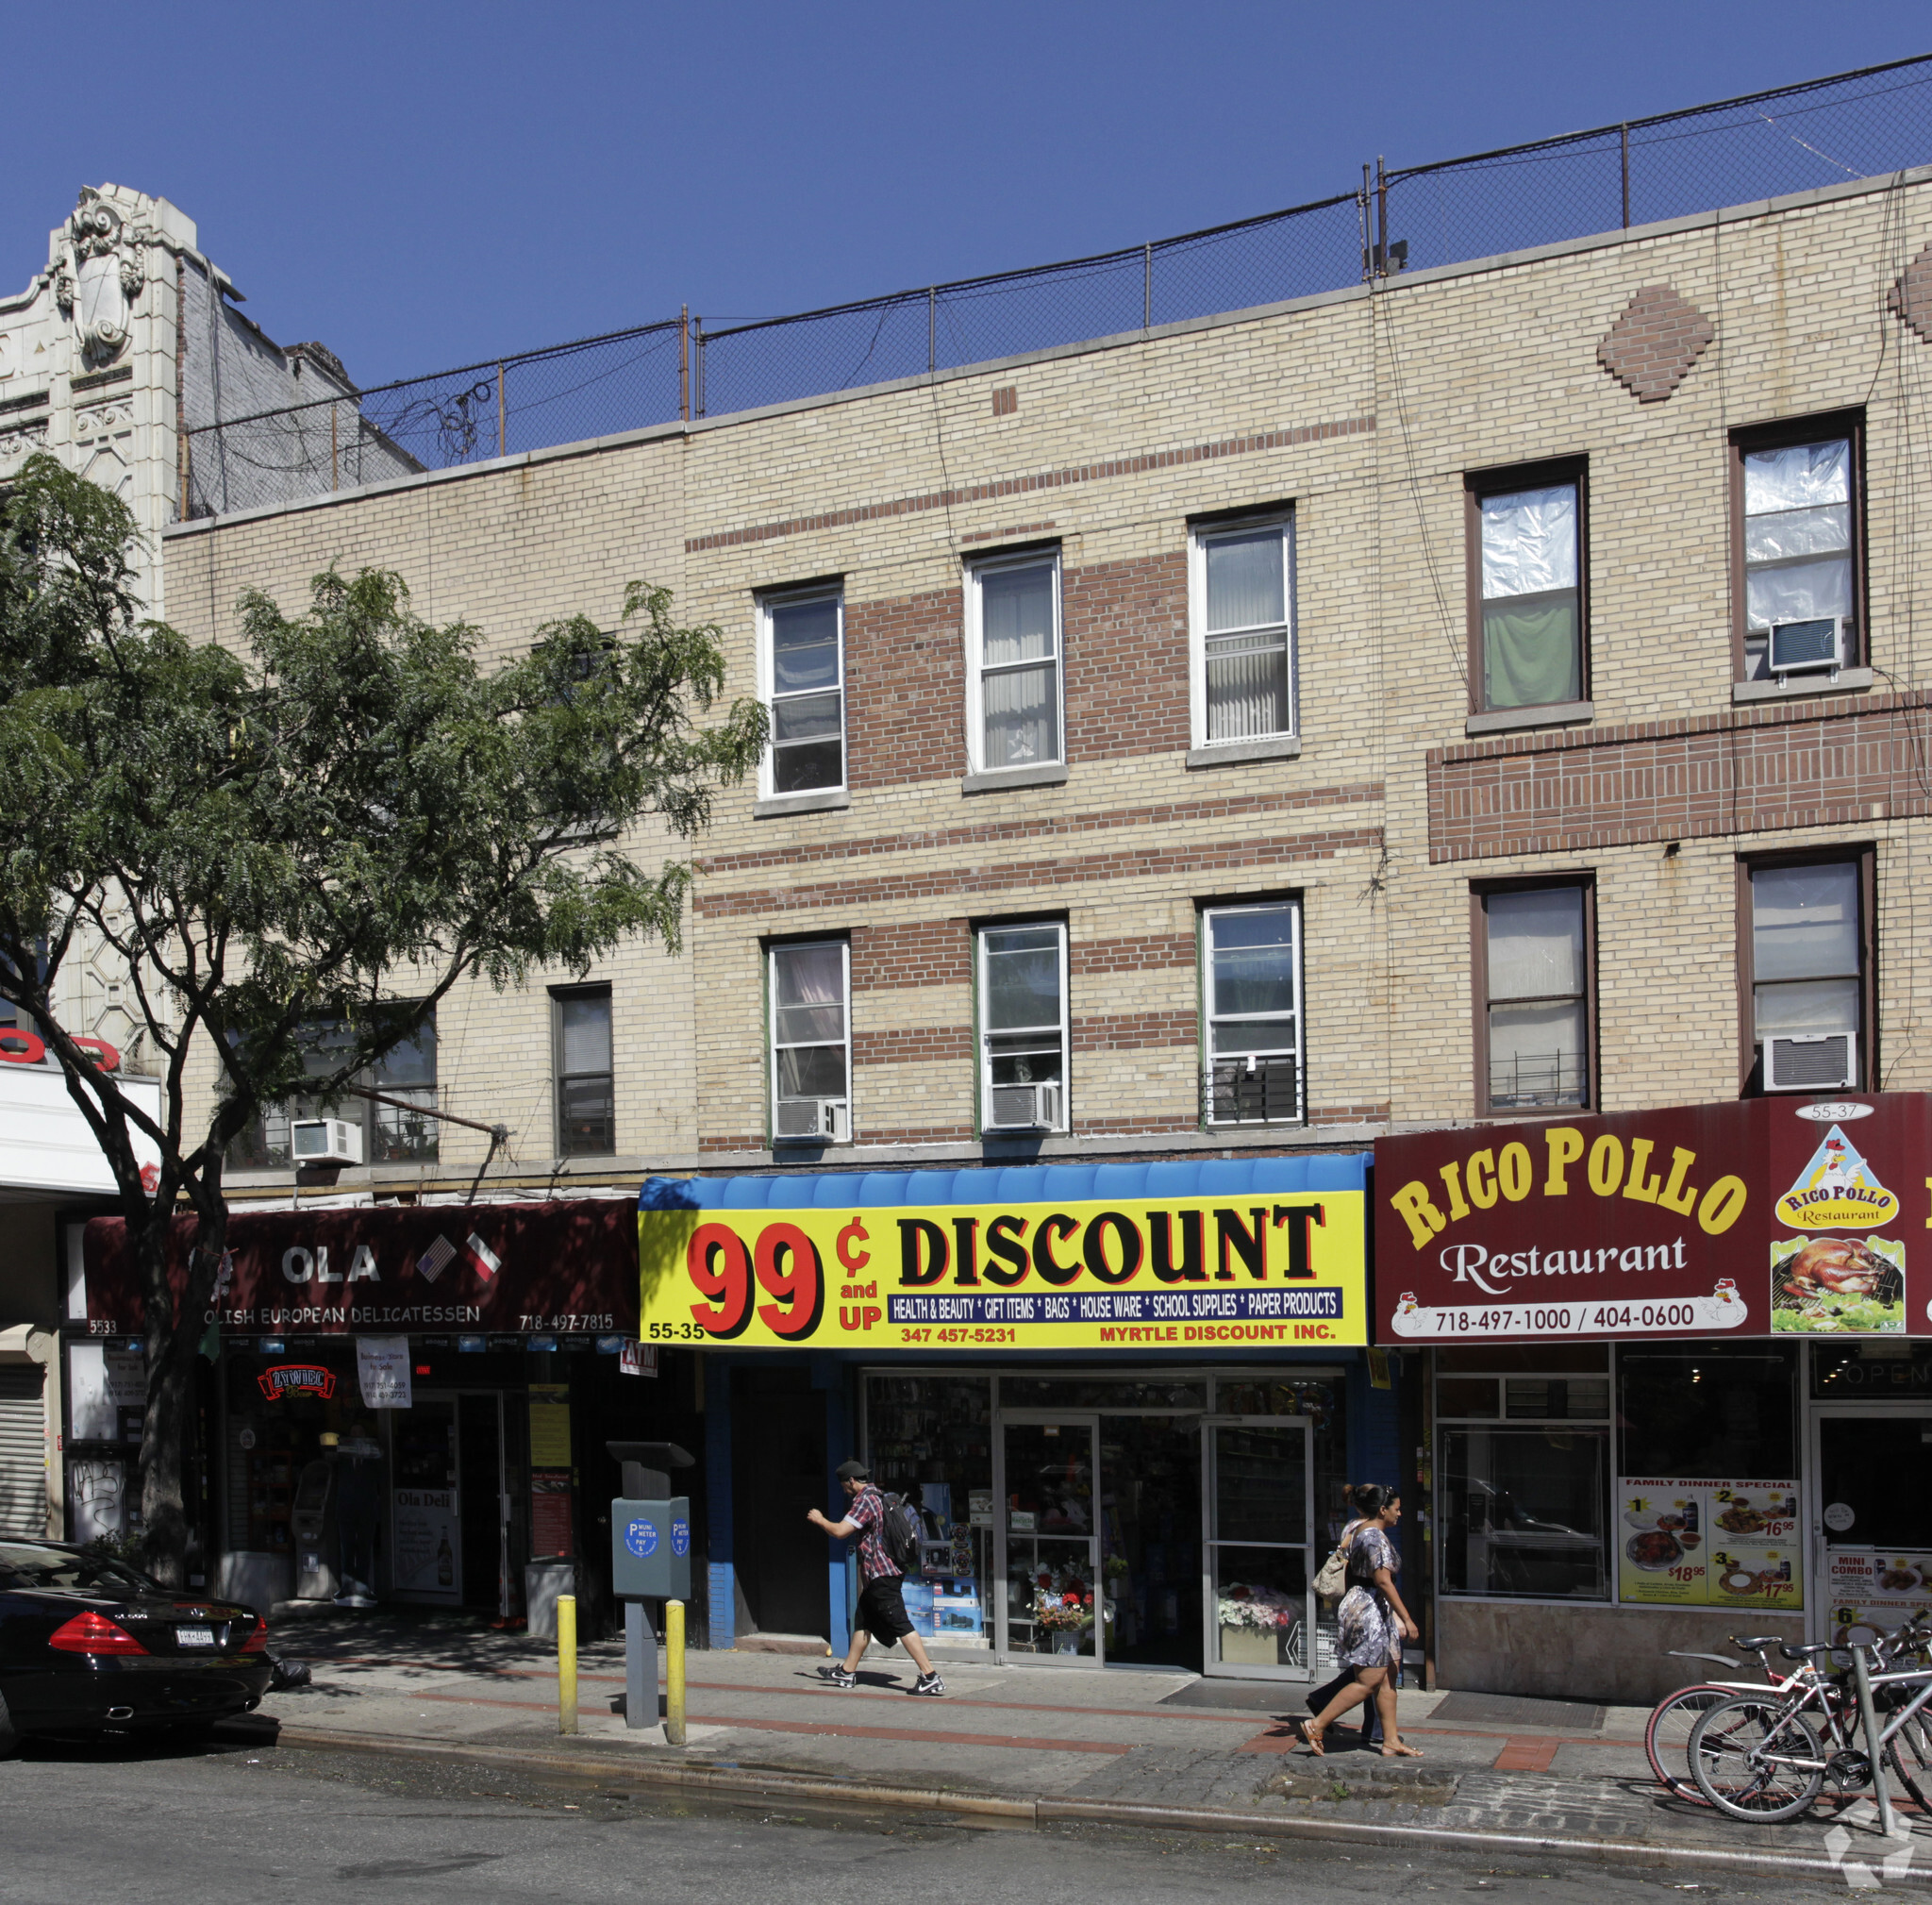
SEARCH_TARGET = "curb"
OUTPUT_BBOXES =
[272,1724,1929,1885]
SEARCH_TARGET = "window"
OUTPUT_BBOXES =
[1745,856,1868,1092]
[769,940,850,1143]
[966,552,1062,773]
[230,1010,439,1169]
[1618,1346,1798,1480]
[1436,1347,1611,1603]
[1202,901,1303,1124]
[759,588,844,795]
[1470,468,1584,711]
[977,922,1067,1131]
[552,986,613,1156]
[1733,418,1860,680]
[1190,516,1294,745]
[1477,882,1591,1112]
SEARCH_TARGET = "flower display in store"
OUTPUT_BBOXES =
[1216,1580,1300,1629]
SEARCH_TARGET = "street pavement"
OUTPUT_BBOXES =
[5,1607,1926,1894]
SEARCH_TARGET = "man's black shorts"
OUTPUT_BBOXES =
[854,1574,915,1645]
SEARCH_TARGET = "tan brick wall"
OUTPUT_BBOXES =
[159,169,1932,1177]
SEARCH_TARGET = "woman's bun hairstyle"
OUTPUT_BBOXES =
[1349,1482,1394,1516]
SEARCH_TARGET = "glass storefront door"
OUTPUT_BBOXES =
[997,1415,1103,1662]
[1204,1414,1314,1679]
[1811,1407,1932,1643]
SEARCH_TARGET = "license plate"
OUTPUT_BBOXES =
[175,1627,215,1648]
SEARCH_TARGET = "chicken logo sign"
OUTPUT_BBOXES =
[1772,1126,1906,1334]
[1774,1127,1898,1231]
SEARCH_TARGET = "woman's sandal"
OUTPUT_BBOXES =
[1380,1743,1424,1757]
[1301,1720,1326,1757]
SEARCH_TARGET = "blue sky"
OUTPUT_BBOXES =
[6,2,1929,389]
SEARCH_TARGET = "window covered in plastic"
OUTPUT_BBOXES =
[1741,438,1852,680]
[1478,483,1581,710]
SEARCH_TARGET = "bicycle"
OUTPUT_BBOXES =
[1688,1625,1932,1823]
[1644,1634,1808,1803]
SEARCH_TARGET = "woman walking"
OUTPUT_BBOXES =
[1302,1483,1422,1759]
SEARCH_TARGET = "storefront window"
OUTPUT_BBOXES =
[1438,1347,1610,1601]
[1000,1377,1206,1411]
[1619,1346,1798,1478]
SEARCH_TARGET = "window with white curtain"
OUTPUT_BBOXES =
[1482,885,1590,1111]
[759,588,845,794]
[769,940,851,1142]
[966,552,1062,774]
[1190,516,1294,746]
[1474,479,1583,711]
[1739,434,1856,680]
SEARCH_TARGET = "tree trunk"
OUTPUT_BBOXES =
[136,1200,226,1590]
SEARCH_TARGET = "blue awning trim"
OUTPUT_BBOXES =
[639,1154,1370,1212]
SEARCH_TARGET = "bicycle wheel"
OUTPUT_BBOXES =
[1885,1705,1932,1812]
[1645,1684,1737,1802]
[1689,1696,1827,1822]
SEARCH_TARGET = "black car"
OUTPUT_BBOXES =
[0,1540,273,1749]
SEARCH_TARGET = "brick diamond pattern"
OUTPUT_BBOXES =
[1596,285,1716,403]
[1889,242,1932,343]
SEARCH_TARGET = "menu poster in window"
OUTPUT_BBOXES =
[528,1383,572,1465]
[530,1471,573,1558]
[1617,1478,1799,1608]
[1825,1550,1932,1642]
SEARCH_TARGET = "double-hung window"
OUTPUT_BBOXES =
[977,922,1068,1131]
[1733,419,1860,681]
[1191,516,1295,747]
[760,588,845,796]
[1202,901,1303,1124]
[1477,882,1591,1112]
[966,552,1062,775]
[553,985,614,1156]
[1746,857,1867,1092]
[230,1009,439,1169]
[1471,467,1585,712]
[770,940,851,1143]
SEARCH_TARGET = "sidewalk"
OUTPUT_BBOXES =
[255,1608,1929,1885]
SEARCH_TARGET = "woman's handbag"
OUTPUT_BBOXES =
[1312,1528,1356,1603]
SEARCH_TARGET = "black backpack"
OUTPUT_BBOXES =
[879,1493,924,1574]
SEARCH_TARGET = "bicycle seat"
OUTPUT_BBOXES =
[1731,1635,1785,1651]
[1779,1642,1842,1660]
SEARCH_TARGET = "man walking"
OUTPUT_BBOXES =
[808,1459,946,1696]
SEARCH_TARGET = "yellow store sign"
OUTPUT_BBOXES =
[638,1167,1370,1352]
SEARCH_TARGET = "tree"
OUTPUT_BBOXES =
[0,454,765,1585]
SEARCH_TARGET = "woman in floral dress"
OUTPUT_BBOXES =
[1302,1483,1422,1758]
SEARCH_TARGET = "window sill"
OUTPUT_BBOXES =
[1464,700,1594,737]
[754,789,851,818]
[1185,734,1303,769]
[961,762,1068,794]
[1731,667,1873,705]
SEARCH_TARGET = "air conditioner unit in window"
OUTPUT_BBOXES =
[774,1097,849,1143]
[1764,1034,1856,1092]
[988,1080,1062,1131]
[290,1118,363,1165]
[1768,617,1845,677]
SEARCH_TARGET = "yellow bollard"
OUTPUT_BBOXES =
[558,1593,578,1735]
[665,1599,686,1746]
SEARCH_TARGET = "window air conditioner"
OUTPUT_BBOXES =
[290,1118,363,1165]
[1764,1034,1855,1093]
[988,1079,1062,1131]
[774,1097,849,1143]
[1767,617,1845,677]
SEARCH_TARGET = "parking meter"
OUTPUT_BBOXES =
[607,1441,693,1731]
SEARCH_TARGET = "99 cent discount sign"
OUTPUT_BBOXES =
[638,1163,1370,1351]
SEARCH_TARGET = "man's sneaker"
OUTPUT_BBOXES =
[816,1663,857,1689]
[912,1671,946,1696]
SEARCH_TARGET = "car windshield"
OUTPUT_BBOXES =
[0,1543,158,1594]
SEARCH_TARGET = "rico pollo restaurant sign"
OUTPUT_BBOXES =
[1375,1094,1932,1344]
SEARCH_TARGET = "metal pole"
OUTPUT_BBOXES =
[1376,157,1389,278]
[694,318,705,418]
[679,306,689,423]
[624,1597,655,1732]
[557,1593,578,1735]
[665,1598,687,1745]
[330,406,338,492]
[928,288,936,375]
[1362,165,1374,281]
[497,363,506,458]
[1853,1643,1896,1840]
[1143,243,1152,331]
[1621,123,1631,228]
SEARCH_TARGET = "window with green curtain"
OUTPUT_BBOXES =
[1479,482,1581,710]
